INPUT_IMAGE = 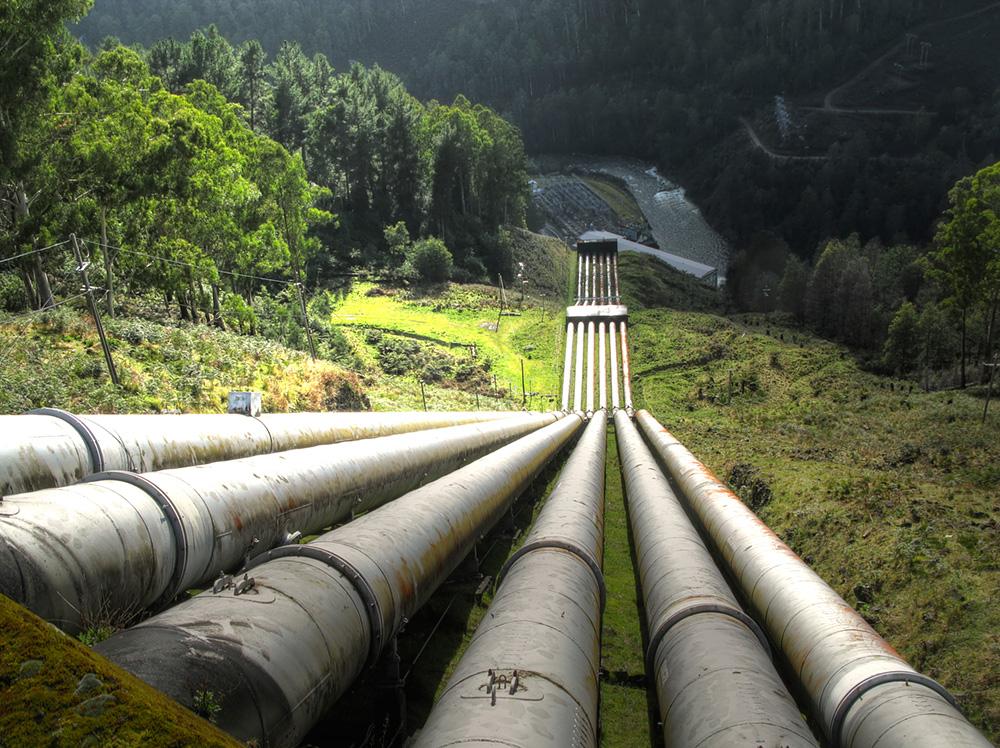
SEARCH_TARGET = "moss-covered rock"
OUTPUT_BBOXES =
[0,594,243,748]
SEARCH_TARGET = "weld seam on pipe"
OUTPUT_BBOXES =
[499,538,606,613]
[497,412,607,607]
[251,413,276,453]
[644,602,770,677]
[247,544,385,667]
[29,408,106,473]
[82,470,189,606]
[829,671,960,748]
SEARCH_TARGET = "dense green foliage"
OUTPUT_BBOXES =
[76,0,1000,254]
[725,155,1000,390]
[2,11,533,367]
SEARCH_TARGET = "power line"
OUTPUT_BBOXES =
[0,240,71,266]
[0,291,97,325]
[83,239,298,286]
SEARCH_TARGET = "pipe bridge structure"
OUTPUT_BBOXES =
[561,238,633,414]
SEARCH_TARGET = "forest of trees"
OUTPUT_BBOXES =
[73,0,1000,257]
[7,0,1000,389]
[725,158,1000,389]
[2,5,531,345]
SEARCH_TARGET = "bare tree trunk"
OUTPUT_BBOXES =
[187,280,199,324]
[19,268,38,309]
[212,283,225,330]
[32,252,54,309]
[960,308,967,389]
[197,279,211,324]
[14,186,54,309]
[982,284,1000,384]
[101,205,116,318]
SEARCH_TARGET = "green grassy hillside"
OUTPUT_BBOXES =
[616,253,1000,744]
[1,241,996,746]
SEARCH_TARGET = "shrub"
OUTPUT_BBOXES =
[0,272,29,313]
[405,237,453,283]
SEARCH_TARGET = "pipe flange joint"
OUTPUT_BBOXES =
[247,545,385,668]
[81,470,188,610]
[499,539,606,613]
[828,670,959,748]
[28,408,105,473]
[644,602,771,677]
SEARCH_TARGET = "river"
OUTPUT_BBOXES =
[559,155,731,275]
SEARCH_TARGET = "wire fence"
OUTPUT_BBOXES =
[0,236,528,413]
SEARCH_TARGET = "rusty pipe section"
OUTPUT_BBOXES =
[0,409,520,496]
[635,409,993,748]
[0,412,560,633]
[616,410,818,748]
[95,414,583,748]
[414,411,606,748]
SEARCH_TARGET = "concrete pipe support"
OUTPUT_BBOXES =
[0,409,519,496]
[0,413,559,632]
[616,410,819,748]
[635,409,993,748]
[413,411,606,748]
[95,414,583,748]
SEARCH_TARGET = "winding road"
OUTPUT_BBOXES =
[744,2,1000,158]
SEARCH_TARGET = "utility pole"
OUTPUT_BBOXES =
[521,358,526,406]
[70,234,119,387]
[983,355,998,424]
[295,282,317,361]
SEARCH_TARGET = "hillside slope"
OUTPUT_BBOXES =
[1,245,996,746]
[619,253,1000,743]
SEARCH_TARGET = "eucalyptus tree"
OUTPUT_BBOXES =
[236,40,269,134]
[932,164,1000,387]
[268,41,313,159]
[178,25,239,101]
[1,0,93,308]
[52,47,163,317]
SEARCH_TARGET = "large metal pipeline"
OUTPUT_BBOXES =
[610,320,620,409]
[586,320,596,414]
[635,409,993,748]
[561,321,575,411]
[598,321,607,411]
[616,411,819,748]
[0,412,560,633]
[611,252,621,302]
[620,321,634,411]
[0,409,520,496]
[413,411,606,748]
[574,321,585,412]
[95,414,584,748]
